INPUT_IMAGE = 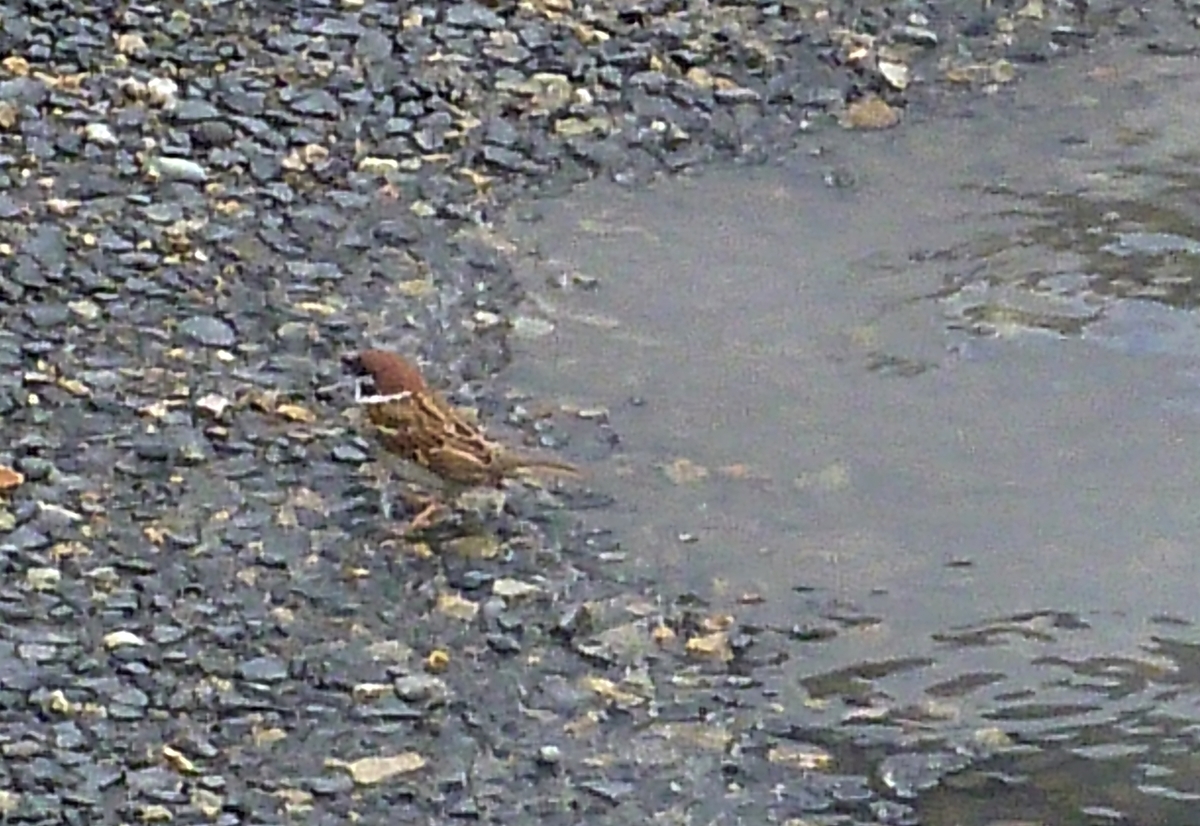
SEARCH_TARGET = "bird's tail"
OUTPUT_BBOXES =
[499,451,581,478]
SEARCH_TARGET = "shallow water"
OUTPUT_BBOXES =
[503,42,1200,821]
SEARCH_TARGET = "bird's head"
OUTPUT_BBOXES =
[344,349,428,403]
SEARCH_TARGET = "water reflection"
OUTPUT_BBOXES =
[924,631,1200,821]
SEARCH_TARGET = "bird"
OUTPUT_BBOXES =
[345,348,579,531]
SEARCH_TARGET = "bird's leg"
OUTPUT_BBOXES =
[405,497,446,532]
[379,478,393,520]
[366,462,396,520]
[379,484,448,535]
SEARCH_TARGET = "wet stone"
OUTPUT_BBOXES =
[828,774,876,804]
[84,122,118,147]
[286,260,344,281]
[445,3,504,29]
[52,721,85,749]
[110,685,150,709]
[14,457,55,482]
[238,655,290,682]
[870,800,920,825]
[172,99,222,121]
[288,89,341,117]
[142,203,184,224]
[892,25,939,47]
[154,156,208,182]
[878,751,973,798]
[0,194,21,218]
[393,674,448,703]
[192,120,236,147]
[464,569,500,591]
[151,625,188,645]
[486,633,521,654]
[581,779,634,803]
[13,795,65,820]
[133,437,174,462]
[179,315,236,347]
[6,261,36,294]
[354,697,424,721]
[3,524,52,552]
[221,91,265,115]
[535,745,561,766]
[309,775,355,796]
[126,766,180,794]
[197,774,226,791]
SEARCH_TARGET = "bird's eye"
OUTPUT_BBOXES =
[353,376,379,400]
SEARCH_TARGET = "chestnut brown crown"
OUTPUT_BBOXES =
[347,348,429,396]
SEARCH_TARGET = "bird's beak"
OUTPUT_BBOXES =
[341,351,367,376]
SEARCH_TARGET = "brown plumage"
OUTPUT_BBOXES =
[347,348,578,528]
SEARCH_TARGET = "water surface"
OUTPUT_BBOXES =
[504,42,1200,821]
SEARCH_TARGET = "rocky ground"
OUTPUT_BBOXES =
[2,0,1198,823]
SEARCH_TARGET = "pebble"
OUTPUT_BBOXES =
[84,123,118,146]
[238,656,290,682]
[180,315,236,347]
[152,156,208,183]
[147,77,179,106]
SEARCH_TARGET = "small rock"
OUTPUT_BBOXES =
[331,444,369,464]
[84,123,118,147]
[0,466,25,491]
[840,95,901,130]
[68,299,101,321]
[445,3,503,29]
[103,630,146,649]
[24,303,70,328]
[581,780,634,803]
[146,77,179,106]
[180,315,236,347]
[195,393,232,418]
[238,656,289,682]
[493,578,542,599]
[25,567,60,591]
[338,753,427,785]
[891,25,939,47]
[393,674,448,703]
[878,60,910,91]
[152,156,208,183]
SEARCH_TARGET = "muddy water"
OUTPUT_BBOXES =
[505,44,1200,819]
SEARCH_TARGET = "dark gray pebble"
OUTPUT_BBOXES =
[485,633,522,654]
[393,674,448,703]
[581,779,634,803]
[238,655,290,682]
[3,524,52,552]
[445,3,504,29]
[308,775,355,796]
[172,99,222,122]
[23,303,70,328]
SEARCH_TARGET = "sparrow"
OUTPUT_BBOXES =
[345,348,579,530]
